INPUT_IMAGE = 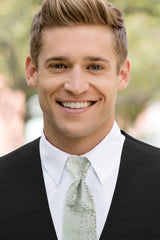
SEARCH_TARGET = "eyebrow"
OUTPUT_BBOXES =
[44,55,110,65]
[84,56,110,63]
[44,56,68,65]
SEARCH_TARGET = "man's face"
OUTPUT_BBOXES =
[26,25,130,146]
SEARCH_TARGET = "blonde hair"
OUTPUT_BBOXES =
[30,0,128,73]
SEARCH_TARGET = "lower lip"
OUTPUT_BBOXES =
[59,103,96,114]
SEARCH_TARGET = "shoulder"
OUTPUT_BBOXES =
[122,130,160,151]
[121,130,160,161]
[120,131,160,185]
[0,138,40,176]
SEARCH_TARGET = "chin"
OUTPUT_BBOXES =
[61,127,89,139]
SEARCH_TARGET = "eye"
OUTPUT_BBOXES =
[88,64,103,70]
[50,64,67,69]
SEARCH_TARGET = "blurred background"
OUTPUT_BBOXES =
[0,0,160,156]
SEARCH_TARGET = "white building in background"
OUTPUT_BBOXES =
[129,101,160,148]
[25,94,43,143]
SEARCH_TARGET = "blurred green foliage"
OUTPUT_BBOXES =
[112,0,160,124]
[0,0,160,124]
[0,0,41,96]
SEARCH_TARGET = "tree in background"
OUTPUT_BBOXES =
[112,0,160,128]
[0,0,41,95]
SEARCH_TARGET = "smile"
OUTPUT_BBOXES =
[57,101,95,109]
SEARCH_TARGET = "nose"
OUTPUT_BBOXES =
[64,67,89,95]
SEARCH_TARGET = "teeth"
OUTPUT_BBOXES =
[61,101,93,109]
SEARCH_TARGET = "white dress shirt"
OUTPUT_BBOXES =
[40,121,125,240]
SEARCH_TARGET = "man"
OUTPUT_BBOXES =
[0,0,160,239]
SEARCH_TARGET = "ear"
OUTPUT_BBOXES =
[118,59,131,90]
[25,55,37,87]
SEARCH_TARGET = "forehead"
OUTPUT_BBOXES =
[40,25,115,61]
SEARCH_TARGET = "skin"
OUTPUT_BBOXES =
[25,25,130,155]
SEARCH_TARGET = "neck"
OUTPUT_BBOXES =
[43,121,114,155]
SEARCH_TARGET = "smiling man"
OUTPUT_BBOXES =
[26,24,130,155]
[1,0,160,240]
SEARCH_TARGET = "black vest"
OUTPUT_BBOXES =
[0,132,160,239]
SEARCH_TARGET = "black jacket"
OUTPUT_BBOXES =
[0,132,160,239]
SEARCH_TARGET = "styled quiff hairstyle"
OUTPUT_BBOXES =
[30,0,128,73]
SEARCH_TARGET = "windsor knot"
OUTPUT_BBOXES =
[65,156,92,209]
[66,156,90,181]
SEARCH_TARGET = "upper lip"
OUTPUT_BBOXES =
[56,99,99,103]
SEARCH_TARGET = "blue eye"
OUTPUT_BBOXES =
[88,65,103,70]
[52,64,66,69]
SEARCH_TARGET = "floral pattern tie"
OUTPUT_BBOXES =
[63,155,97,240]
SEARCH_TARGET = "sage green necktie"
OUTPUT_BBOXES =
[63,155,97,240]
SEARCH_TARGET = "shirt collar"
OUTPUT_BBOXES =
[81,121,125,184]
[40,121,125,186]
[40,135,70,186]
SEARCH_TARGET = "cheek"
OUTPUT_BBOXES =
[37,76,59,97]
[93,78,119,101]
[36,82,53,112]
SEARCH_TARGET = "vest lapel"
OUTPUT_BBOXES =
[27,138,58,239]
[99,137,129,239]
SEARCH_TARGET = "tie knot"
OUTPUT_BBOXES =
[66,156,90,181]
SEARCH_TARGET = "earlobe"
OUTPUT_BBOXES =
[25,55,37,87]
[118,59,131,90]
